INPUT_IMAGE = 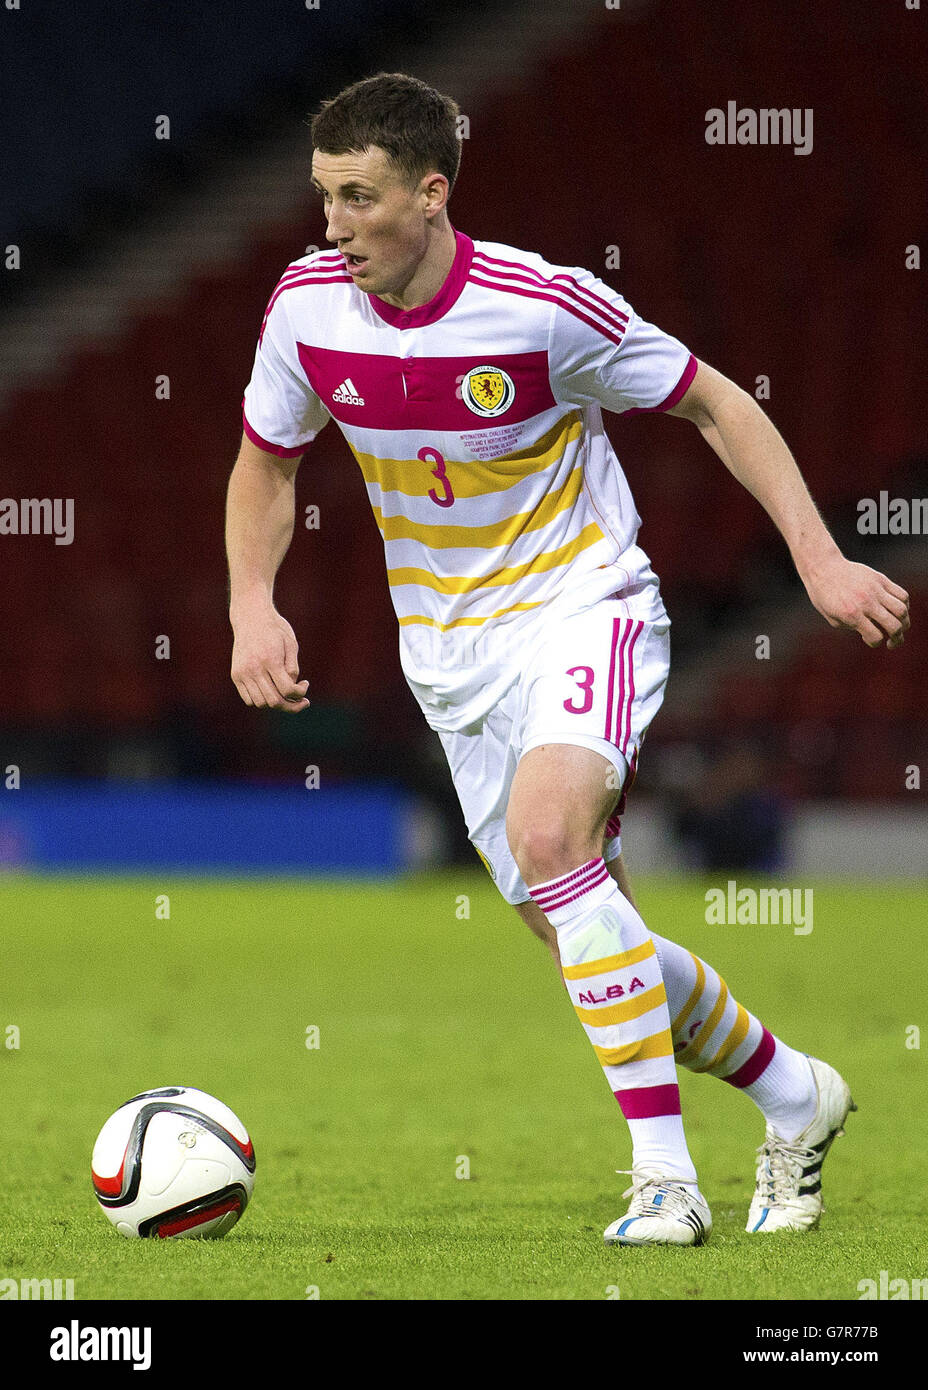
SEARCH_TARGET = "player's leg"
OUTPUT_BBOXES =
[500,596,713,1244]
[516,848,854,1234]
[514,898,562,973]
[506,741,710,1246]
[647,922,857,1231]
[521,848,820,1134]
[513,843,637,976]
[430,622,709,1244]
[599,847,855,1230]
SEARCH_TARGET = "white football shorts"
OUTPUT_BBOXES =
[434,580,671,904]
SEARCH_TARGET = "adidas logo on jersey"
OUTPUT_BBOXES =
[332,377,365,406]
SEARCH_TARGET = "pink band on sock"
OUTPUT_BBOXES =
[614,1083,682,1119]
[724,1026,775,1088]
[529,858,609,913]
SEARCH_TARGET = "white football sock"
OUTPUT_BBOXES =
[530,859,698,1184]
[648,930,817,1141]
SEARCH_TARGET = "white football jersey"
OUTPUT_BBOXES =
[242,230,695,730]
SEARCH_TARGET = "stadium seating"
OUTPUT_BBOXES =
[1,0,923,800]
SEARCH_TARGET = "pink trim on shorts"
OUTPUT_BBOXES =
[604,618,643,753]
[605,748,639,839]
[604,618,622,746]
[619,621,643,753]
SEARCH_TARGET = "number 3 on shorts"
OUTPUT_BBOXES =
[563,665,595,715]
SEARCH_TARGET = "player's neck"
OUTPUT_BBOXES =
[377,217,458,311]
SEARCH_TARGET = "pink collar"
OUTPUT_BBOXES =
[369,228,473,330]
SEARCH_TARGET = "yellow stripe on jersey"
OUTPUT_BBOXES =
[387,523,604,595]
[562,940,655,981]
[372,462,585,550]
[593,1030,675,1067]
[350,411,583,500]
[574,982,667,1027]
[397,601,543,631]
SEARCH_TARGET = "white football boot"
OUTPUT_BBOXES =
[747,1055,857,1233]
[604,1168,712,1246]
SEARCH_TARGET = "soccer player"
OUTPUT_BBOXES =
[225,73,910,1245]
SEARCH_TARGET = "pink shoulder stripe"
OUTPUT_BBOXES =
[277,254,344,283]
[473,250,630,326]
[467,269,624,346]
[260,269,352,340]
[470,260,627,343]
[265,267,351,308]
[472,251,629,334]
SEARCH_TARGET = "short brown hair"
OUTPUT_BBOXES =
[310,72,462,195]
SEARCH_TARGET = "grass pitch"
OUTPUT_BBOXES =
[0,871,923,1301]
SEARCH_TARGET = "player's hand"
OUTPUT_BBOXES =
[804,555,910,649]
[230,606,310,711]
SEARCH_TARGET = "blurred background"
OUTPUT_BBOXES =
[0,0,925,880]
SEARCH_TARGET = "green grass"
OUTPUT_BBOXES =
[0,871,923,1300]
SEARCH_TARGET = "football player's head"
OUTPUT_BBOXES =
[310,72,461,298]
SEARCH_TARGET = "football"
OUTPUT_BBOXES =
[91,1087,255,1239]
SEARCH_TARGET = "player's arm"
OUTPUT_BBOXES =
[225,431,310,711]
[668,360,910,649]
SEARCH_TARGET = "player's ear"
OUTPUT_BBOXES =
[422,171,449,218]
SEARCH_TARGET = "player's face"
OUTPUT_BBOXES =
[311,147,434,298]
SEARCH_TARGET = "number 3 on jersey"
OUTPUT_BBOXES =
[564,665,595,715]
[419,445,455,508]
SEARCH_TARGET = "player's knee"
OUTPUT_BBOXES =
[507,816,596,886]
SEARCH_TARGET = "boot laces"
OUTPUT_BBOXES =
[615,1168,700,1216]
[753,1135,818,1203]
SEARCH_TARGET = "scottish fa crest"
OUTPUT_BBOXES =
[462,364,515,418]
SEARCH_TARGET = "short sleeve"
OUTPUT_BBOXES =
[241,289,330,457]
[548,265,696,417]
